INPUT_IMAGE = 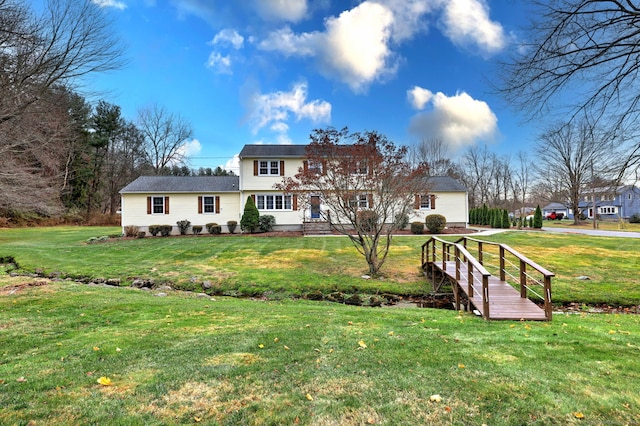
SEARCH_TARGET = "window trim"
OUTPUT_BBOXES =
[254,159,284,176]
[148,195,169,215]
[198,195,220,214]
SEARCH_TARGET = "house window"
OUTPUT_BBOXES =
[307,160,323,175]
[349,194,370,209]
[256,194,292,210]
[152,196,165,214]
[420,194,431,209]
[598,206,618,215]
[203,196,215,213]
[259,160,280,176]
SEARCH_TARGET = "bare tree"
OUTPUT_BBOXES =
[500,0,640,178]
[277,127,429,276]
[0,0,124,217]
[510,151,533,216]
[537,119,617,224]
[137,104,194,174]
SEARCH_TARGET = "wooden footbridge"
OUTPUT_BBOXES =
[421,236,554,321]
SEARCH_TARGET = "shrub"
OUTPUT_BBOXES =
[159,225,172,237]
[137,231,146,238]
[630,214,640,224]
[259,215,276,232]
[425,214,446,233]
[176,220,191,235]
[192,225,203,235]
[124,225,139,237]
[393,212,410,230]
[241,196,260,233]
[227,220,237,234]
[356,209,378,233]
[410,221,424,234]
[206,222,221,234]
[533,205,543,229]
[148,225,161,236]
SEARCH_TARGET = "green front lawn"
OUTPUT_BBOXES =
[1,279,638,425]
[1,227,639,306]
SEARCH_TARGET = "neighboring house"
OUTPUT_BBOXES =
[542,202,571,219]
[577,185,640,220]
[120,144,469,234]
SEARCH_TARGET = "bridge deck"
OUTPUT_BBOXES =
[431,261,548,321]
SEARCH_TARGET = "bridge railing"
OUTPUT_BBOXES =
[422,236,492,319]
[454,236,554,320]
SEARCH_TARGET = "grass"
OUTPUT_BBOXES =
[543,219,640,232]
[1,226,639,306]
[1,277,639,425]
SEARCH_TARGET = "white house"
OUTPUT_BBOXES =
[119,144,468,234]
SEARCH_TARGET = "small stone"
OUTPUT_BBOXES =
[156,285,172,291]
[202,281,212,289]
[576,276,591,280]
[361,275,371,280]
[195,293,209,298]
[155,292,167,297]
[106,278,120,286]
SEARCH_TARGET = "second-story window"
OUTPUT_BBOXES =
[259,160,280,176]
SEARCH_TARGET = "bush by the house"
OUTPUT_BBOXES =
[227,220,237,234]
[148,225,161,236]
[259,215,276,232]
[410,221,424,234]
[357,209,378,233]
[630,214,640,224]
[159,225,172,237]
[393,213,410,230]
[192,225,203,235]
[124,225,139,238]
[241,196,260,233]
[425,214,446,233]
[176,220,191,235]
[137,231,146,238]
[206,222,221,234]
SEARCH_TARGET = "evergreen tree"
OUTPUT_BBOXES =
[502,209,510,229]
[533,205,543,229]
[240,196,260,233]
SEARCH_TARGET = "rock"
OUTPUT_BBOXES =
[345,294,363,306]
[195,293,209,298]
[576,276,591,280]
[202,281,212,289]
[155,292,167,297]
[106,278,121,286]
[190,276,198,283]
[361,275,371,280]
[156,285,172,291]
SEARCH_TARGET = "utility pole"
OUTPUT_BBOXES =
[591,159,597,229]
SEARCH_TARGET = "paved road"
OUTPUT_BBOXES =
[541,227,640,238]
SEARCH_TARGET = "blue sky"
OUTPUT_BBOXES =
[86,0,533,173]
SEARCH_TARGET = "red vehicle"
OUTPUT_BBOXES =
[546,212,564,220]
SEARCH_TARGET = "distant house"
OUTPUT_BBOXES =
[119,144,468,234]
[542,202,570,219]
[577,185,640,220]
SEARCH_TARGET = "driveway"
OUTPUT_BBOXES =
[542,227,640,238]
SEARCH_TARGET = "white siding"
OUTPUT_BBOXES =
[409,191,468,226]
[121,192,241,234]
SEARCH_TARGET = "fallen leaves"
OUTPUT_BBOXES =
[358,340,367,349]
[97,376,112,386]
[429,394,442,403]
[574,411,585,419]
[305,393,313,401]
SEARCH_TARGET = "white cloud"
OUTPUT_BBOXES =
[206,29,244,74]
[212,29,244,49]
[408,88,498,150]
[179,138,202,158]
[407,86,434,110]
[259,2,396,92]
[373,0,434,42]
[92,0,126,10]
[439,0,505,56]
[255,0,308,22]
[222,154,240,174]
[248,81,331,134]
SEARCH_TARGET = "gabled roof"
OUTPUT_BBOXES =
[424,176,467,192]
[120,176,239,194]
[239,144,308,158]
[543,202,568,210]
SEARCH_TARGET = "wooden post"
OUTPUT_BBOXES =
[482,275,490,320]
[544,275,553,321]
[520,260,527,298]
[467,261,474,298]
[499,245,506,281]
[455,245,461,281]
[478,241,483,265]
[441,243,446,270]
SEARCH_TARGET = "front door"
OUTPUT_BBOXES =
[310,196,321,219]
